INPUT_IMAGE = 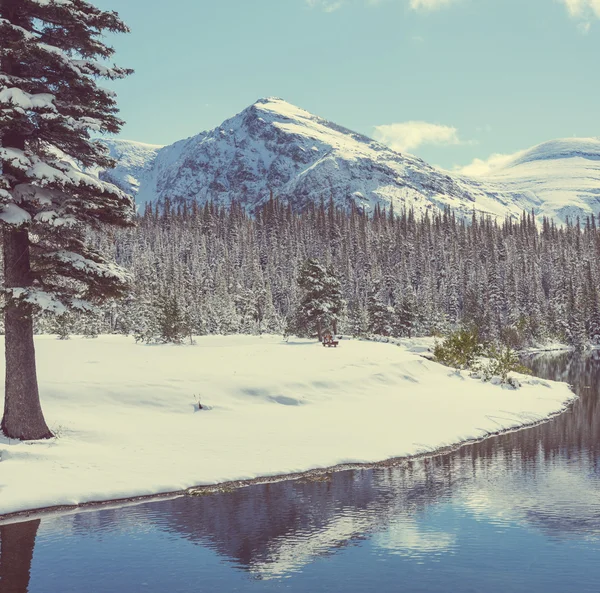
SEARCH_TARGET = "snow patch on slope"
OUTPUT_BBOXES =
[467,138,600,222]
[99,139,163,197]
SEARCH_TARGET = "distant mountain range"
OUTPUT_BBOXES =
[100,98,600,223]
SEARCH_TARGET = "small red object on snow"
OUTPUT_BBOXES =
[322,334,339,348]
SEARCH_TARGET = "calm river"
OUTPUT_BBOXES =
[2,351,600,593]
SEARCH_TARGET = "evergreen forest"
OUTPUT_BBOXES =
[38,198,600,349]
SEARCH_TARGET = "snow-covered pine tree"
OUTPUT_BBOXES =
[394,292,417,338]
[367,289,393,336]
[0,0,133,440]
[74,196,600,350]
[294,258,345,341]
[157,294,187,344]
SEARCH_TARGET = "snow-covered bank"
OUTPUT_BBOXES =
[520,341,573,354]
[0,335,576,517]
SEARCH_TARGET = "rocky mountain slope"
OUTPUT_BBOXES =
[100,98,600,223]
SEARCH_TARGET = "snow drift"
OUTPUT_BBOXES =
[0,335,575,517]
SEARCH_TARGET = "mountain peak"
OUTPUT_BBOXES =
[251,97,313,119]
[100,103,600,224]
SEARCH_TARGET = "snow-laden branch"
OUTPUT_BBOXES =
[4,287,68,314]
[0,203,32,226]
[3,286,99,314]
[0,87,57,111]
[0,147,129,198]
[42,249,133,284]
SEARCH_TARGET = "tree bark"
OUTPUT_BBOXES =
[0,519,41,593]
[0,0,51,440]
[1,228,52,440]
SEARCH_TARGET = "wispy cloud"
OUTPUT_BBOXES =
[456,149,527,177]
[306,0,460,13]
[308,0,600,29]
[560,0,600,31]
[373,121,467,153]
[409,0,460,11]
[562,0,600,18]
[306,0,344,12]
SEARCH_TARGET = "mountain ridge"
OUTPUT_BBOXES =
[100,98,600,223]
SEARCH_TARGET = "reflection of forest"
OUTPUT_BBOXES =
[2,351,599,585]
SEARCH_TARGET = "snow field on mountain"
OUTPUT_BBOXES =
[482,140,600,222]
[0,335,576,516]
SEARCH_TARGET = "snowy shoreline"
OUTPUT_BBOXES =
[0,403,576,525]
[0,335,576,518]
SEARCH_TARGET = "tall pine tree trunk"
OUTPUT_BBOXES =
[1,228,52,440]
[0,519,41,592]
[0,0,51,440]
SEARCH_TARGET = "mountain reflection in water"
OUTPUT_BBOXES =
[1,351,600,593]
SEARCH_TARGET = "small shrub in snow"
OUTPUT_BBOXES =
[435,331,529,389]
[51,424,67,439]
[53,314,73,340]
[478,345,531,385]
[433,329,483,370]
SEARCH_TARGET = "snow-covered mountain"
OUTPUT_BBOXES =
[99,139,163,196]
[476,138,600,223]
[101,98,600,223]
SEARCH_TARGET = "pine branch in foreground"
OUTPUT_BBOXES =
[0,0,133,440]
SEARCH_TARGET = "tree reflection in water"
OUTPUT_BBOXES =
[0,520,40,593]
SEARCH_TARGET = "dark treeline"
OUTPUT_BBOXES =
[47,197,600,348]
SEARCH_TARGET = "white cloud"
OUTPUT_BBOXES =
[578,20,592,32]
[562,0,600,18]
[409,0,460,10]
[560,0,600,31]
[308,0,600,21]
[373,121,465,153]
[456,149,527,177]
[306,0,460,12]
[306,0,344,12]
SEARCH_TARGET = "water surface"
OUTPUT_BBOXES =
[2,351,600,592]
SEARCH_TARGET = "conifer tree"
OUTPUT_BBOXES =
[367,290,393,336]
[0,0,133,439]
[157,295,187,344]
[395,293,417,338]
[71,197,600,351]
[294,258,345,341]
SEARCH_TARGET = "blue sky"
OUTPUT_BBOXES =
[96,0,600,172]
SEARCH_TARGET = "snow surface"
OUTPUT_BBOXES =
[0,335,575,517]
[98,139,163,197]
[478,138,600,223]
